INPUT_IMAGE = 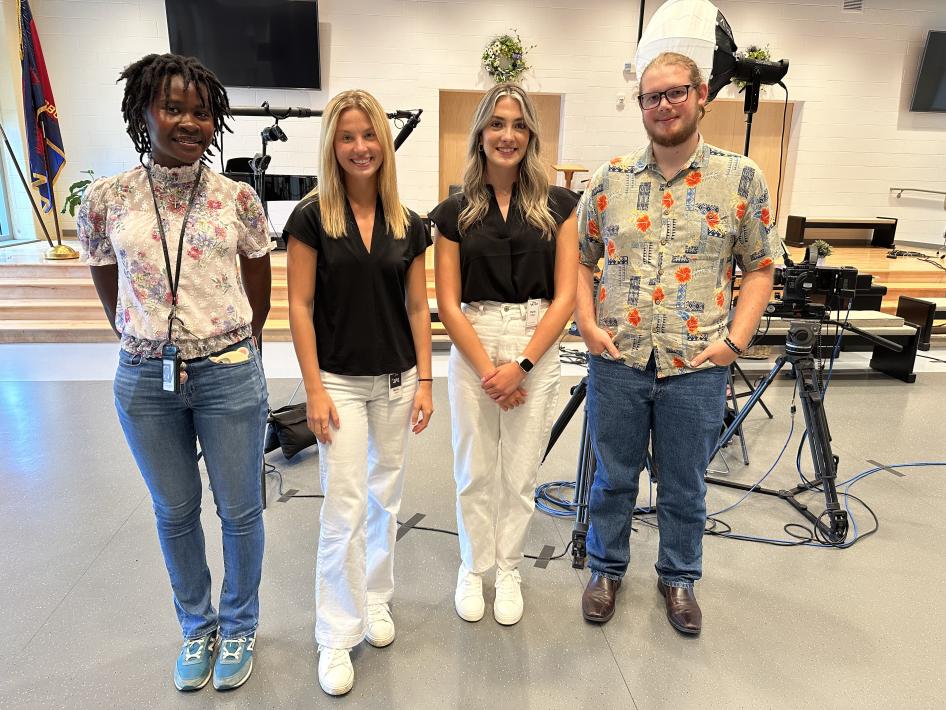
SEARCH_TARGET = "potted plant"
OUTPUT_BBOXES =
[60,169,95,216]
[812,239,833,265]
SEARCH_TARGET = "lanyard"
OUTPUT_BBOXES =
[145,161,205,342]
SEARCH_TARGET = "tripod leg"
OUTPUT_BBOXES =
[734,361,773,419]
[570,409,597,569]
[543,377,587,463]
[727,366,750,465]
[795,358,848,543]
[712,356,788,461]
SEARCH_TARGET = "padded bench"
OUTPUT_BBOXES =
[785,215,898,248]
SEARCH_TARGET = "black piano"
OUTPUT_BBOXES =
[223,172,318,202]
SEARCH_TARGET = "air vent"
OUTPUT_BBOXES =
[842,0,863,11]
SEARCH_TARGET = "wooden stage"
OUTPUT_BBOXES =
[1,240,943,345]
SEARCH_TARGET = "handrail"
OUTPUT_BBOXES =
[891,187,946,207]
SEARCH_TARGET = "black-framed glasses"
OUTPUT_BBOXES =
[637,84,692,110]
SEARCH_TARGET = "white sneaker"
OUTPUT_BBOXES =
[317,646,353,696]
[494,568,523,625]
[454,565,485,622]
[365,602,395,647]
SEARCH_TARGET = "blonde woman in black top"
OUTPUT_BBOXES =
[430,83,578,627]
[284,90,433,696]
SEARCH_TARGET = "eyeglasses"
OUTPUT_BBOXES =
[637,84,692,110]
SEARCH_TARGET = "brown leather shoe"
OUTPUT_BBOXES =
[657,579,701,635]
[582,573,621,623]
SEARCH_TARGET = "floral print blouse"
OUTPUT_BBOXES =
[77,161,273,359]
[578,138,784,377]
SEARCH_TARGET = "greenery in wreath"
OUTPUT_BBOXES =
[482,30,534,83]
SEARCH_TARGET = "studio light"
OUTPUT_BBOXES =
[635,0,788,103]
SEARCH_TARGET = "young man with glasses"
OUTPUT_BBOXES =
[575,51,783,635]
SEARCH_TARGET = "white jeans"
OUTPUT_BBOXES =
[448,301,561,573]
[314,368,416,648]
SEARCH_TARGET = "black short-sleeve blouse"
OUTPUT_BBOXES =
[428,185,578,304]
[283,196,432,376]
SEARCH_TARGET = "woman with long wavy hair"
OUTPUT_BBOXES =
[430,83,578,627]
[284,89,433,696]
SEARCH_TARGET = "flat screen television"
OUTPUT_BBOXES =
[910,30,946,112]
[165,0,320,90]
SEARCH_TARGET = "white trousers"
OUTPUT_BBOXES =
[314,368,416,648]
[448,301,561,573]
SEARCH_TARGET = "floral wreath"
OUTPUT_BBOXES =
[482,30,534,83]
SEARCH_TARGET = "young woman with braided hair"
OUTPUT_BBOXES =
[77,53,272,692]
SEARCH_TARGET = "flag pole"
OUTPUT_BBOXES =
[41,150,77,260]
[0,122,55,249]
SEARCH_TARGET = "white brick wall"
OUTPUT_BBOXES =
[1,0,945,245]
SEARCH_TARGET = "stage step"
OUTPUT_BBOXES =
[875,282,946,302]
[1,241,941,346]
[0,318,450,344]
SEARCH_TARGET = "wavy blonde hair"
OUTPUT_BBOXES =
[307,89,408,239]
[458,83,556,240]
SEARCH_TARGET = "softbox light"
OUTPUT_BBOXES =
[635,0,738,102]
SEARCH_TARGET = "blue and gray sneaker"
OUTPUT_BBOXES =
[173,630,218,691]
[212,633,256,691]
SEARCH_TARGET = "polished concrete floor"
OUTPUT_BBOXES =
[1,345,945,709]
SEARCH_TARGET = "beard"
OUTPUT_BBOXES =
[646,110,700,148]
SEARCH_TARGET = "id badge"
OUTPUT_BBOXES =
[526,298,541,330]
[389,372,403,401]
[162,342,182,393]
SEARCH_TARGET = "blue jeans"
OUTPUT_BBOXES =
[586,353,727,588]
[113,338,269,639]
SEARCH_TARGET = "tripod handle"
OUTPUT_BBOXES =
[825,319,902,353]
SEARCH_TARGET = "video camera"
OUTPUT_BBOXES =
[766,247,858,319]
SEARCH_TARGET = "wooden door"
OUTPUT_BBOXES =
[438,89,563,202]
[700,97,795,208]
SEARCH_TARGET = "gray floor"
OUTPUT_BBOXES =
[2,365,945,709]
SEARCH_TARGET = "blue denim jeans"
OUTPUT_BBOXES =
[113,338,269,639]
[586,353,727,588]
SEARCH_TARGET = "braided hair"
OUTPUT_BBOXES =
[118,53,231,160]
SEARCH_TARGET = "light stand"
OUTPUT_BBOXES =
[227,103,423,215]
[540,350,657,570]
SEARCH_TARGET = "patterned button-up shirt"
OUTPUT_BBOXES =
[578,138,784,377]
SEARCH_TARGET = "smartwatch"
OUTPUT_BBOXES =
[515,355,534,374]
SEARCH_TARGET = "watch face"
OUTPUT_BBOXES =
[517,356,534,373]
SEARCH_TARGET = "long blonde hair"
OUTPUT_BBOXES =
[307,89,408,239]
[458,83,556,240]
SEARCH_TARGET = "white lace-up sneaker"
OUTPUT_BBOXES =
[493,568,523,625]
[454,565,485,622]
[365,602,395,647]
[317,646,354,696]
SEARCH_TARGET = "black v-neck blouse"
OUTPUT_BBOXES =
[428,185,578,304]
[284,196,431,376]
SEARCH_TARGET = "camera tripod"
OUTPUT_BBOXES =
[709,319,850,542]
[711,314,902,544]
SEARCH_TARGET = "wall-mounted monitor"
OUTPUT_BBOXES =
[910,30,946,113]
[165,0,321,90]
